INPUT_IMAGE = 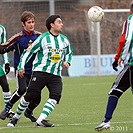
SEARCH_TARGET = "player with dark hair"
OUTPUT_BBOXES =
[95,1,133,131]
[0,11,42,122]
[7,14,73,128]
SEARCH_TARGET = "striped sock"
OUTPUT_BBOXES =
[2,91,11,105]
[14,97,29,119]
[37,98,57,123]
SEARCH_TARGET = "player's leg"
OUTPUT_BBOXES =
[24,94,41,122]
[0,76,11,105]
[21,74,40,122]
[0,65,11,105]
[0,66,14,120]
[36,73,62,127]
[95,64,130,131]
[0,72,27,120]
[7,71,45,127]
[129,66,133,93]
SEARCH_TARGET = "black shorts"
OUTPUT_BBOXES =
[109,64,130,97]
[14,69,31,95]
[25,71,62,103]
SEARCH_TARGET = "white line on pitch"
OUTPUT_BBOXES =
[0,121,132,129]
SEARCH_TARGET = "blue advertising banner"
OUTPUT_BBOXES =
[68,54,124,77]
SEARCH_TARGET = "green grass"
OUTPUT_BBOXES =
[0,75,132,133]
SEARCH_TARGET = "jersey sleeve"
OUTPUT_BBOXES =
[114,20,127,61]
[64,38,73,65]
[2,53,10,64]
[120,15,133,60]
[0,25,10,64]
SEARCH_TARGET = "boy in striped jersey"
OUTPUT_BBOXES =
[0,24,14,119]
[7,15,73,127]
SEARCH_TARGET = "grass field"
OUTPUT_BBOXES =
[0,75,132,133]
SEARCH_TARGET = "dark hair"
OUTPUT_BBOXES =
[46,15,61,31]
[21,11,35,24]
[130,1,133,12]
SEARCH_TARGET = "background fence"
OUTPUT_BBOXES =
[0,0,132,76]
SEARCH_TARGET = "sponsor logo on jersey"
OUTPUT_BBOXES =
[49,48,64,52]
[50,54,60,63]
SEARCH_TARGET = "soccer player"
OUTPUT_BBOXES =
[0,24,14,119]
[118,1,133,90]
[95,2,133,131]
[0,11,42,122]
[7,14,73,127]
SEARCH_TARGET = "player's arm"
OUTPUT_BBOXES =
[0,26,10,74]
[2,53,10,74]
[0,32,22,54]
[63,39,73,68]
[112,20,127,71]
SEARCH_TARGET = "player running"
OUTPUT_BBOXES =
[7,14,73,127]
[95,1,133,131]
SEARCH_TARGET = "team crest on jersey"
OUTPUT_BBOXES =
[27,40,33,50]
[50,54,60,63]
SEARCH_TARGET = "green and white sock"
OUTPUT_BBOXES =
[14,97,29,119]
[37,98,57,123]
[2,91,11,105]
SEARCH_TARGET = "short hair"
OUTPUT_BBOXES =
[130,1,133,12]
[21,11,35,24]
[46,15,61,31]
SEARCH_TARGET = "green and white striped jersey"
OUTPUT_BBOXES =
[0,24,9,64]
[18,31,73,76]
[120,14,133,66]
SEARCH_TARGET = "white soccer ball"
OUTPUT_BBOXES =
[88,6,104,22]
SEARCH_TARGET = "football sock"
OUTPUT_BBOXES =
[5,92,21,111]
[2,91,11,105]
[37,98,57,123]
[14,97,29,119]
[5,102,13,111]
[104,96,118,122]
[25,108,32,114]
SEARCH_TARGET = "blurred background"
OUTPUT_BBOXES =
[0,0,132,77]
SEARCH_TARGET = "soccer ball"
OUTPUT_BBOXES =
[88,6,104,22]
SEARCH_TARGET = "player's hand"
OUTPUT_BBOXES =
[112,60,118,71]
[18,69,25,78]
[5,63,10,74]
[118,58,124,67]
[0,45,7,54]
[63,62,70,68]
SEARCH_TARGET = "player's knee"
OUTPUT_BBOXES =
[17,88,26,96]
[24,91,40,102]
[109,90,123,98]
[50,94,61,104]
[2,84,10,92]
